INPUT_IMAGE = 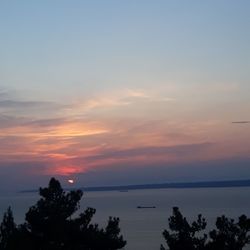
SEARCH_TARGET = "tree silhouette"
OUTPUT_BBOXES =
[161,207,207,250]
[161,207,250,250]
[0,178,126,250]
[0,207,16,249]
[24,177,83,250]
[207,215,250,250]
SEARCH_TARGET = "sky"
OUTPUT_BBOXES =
[0,0,250,191]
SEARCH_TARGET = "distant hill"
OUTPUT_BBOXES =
[82,179,250,192]
[21,179,250,193]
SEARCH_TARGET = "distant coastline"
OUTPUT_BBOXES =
[21,179,250,193]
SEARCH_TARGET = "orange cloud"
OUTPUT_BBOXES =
[0,86,250,179]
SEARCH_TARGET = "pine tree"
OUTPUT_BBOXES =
[21,177,126,250]
[207,215,250,250]
[161,207,207,250]
[0,207,16,250]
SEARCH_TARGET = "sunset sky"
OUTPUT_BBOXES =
[0,1,250,191]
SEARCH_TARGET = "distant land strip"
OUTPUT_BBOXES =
[21,179,250,193]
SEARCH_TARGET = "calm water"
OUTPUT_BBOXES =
[1,187,250,250]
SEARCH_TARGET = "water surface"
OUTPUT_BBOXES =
[1,187,250,250]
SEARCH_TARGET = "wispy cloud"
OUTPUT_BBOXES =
[0,90,60,110]
[232,121,250,124]
[0,86,249,180]
[63,88,176,117]
[85,142,213,161]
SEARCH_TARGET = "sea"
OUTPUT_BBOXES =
[0,187,250,250]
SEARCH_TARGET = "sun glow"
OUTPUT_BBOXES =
[68,179,74,184]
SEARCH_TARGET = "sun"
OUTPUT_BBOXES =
[68,179,74,184]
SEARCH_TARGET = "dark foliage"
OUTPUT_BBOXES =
[0,178,126,250]
[161,207,207,250]
[207,215,250,250]
[0,207,16,249]
[161,207,250,250]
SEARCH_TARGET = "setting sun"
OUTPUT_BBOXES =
[68,179,74,184]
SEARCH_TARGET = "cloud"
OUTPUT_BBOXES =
[0,87,171,126]
[0,88,68,125]
[24,118,67,128]
[63,88,176,117]
[0,90,61,110]
[76,156,250,187]
[232,121,250,124]
[2,155,250,191]
[0,99,54,109]
[0,85,249,188]
[126,90,151,99]
[0,118,109,139]
[84,142,213,163]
